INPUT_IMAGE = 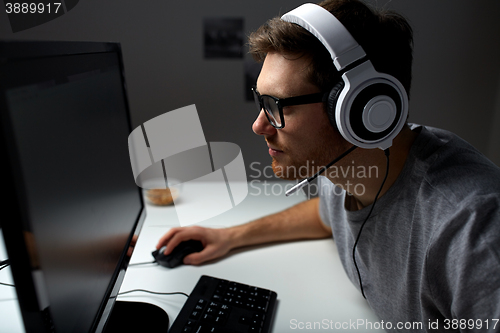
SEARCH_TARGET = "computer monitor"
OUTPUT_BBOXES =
[0,41,148,332]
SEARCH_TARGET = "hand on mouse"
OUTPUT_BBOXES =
[156,226,233,265]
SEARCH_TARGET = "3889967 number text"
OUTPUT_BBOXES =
[5,2,62,14]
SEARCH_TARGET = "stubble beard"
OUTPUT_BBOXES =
[270,139,344,181]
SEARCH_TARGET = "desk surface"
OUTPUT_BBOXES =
[0,181,382,332]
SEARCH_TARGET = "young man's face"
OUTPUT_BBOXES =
[252,52,350,180]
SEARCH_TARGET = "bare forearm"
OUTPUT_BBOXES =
[155,197,332,265]
[226,197,331,250]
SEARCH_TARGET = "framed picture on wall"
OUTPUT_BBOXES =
[203,17,244,59]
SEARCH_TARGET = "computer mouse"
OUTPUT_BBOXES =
[151,240,204,268]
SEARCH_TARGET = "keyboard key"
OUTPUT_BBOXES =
[256,304,267,312]
[253,313,265,321]
[202,314,215,322]
[195,325,219,333]
[239,316,250,325]
[245,303,255,311]
[216,281,227,291]
[189,310,201,320]
[255,299,269,308]
[248,326,262,333]
[218,282,228,288]
[213,315,225,325]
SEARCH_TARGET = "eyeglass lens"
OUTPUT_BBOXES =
[253,90,282,127]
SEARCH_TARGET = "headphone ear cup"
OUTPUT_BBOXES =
[326,81,344,128]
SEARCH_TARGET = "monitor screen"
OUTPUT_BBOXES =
[0,41,146,332]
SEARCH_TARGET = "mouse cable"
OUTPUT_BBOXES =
[118,289,189,298]
[0,259,10,268]
[352,148,390,299]
[0,259,15,287]
[128,261,157,267]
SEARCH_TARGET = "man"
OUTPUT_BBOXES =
[157,0,500,330]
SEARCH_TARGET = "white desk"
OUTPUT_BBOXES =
[0,232,24,332]
[0,181,382,332]
[119,181,382,332]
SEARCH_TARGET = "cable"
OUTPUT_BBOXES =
[286,145,357,196]
[0,259,15,287]
[119,262,190,297]
[118,289,189,298]
[128,261,157,267]
[1,260,11,272]
[0,260,14,287]
[352,148,390,299]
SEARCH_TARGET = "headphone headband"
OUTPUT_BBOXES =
[281,3,365,70]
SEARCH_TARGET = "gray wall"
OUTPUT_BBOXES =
[1,0,499,181]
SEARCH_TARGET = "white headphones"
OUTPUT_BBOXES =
[281,3,408,150]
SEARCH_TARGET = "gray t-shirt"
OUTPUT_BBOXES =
[319,124,500,331]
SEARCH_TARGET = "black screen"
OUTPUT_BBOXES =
[1,41,145,332]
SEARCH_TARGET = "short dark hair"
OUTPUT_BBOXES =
[248,0,414,97]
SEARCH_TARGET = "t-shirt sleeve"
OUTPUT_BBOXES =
[318,177,333,229]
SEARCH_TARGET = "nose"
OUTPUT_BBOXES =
[252,110,277,136]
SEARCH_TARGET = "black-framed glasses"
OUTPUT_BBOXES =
[251,86,327,129]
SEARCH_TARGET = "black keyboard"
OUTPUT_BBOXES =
[168,275,278,333]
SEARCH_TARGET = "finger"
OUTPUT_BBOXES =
[156,227,182,249]
[130,234,138,247]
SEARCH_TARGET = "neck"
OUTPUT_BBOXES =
[327,125,418,210]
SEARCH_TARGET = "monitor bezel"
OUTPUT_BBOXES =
[0,40,146,333]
